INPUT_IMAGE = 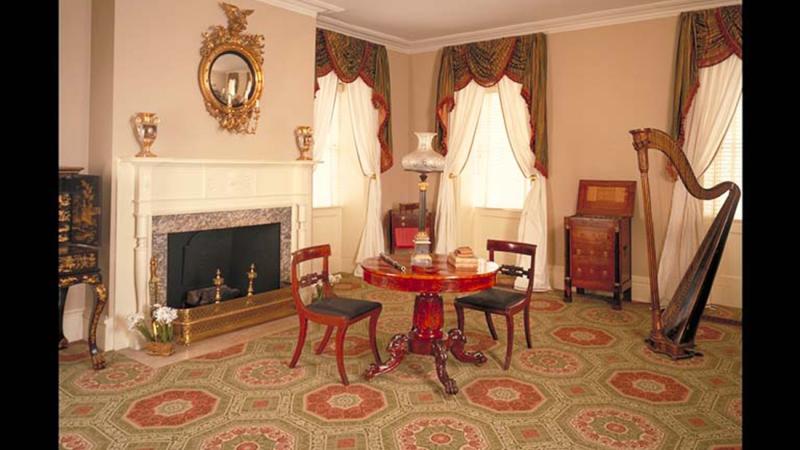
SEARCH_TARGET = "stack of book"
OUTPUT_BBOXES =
[447,246,478,271]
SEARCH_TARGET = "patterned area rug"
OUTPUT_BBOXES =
[59,275,741,449]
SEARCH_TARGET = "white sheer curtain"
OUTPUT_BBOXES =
[313,73,340,207]
[434,81,486,254]
[343,78,385,276]
[658,55,742,301]
[496,76,551,291]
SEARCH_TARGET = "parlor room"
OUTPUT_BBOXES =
[58,0,743,448]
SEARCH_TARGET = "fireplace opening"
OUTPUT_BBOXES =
[166,223,282,308]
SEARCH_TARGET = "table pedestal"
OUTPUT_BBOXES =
[364,292,486,394]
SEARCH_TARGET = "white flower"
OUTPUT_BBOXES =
[328,273,342,285]
[154,306,178,324]
[126,313,144,331]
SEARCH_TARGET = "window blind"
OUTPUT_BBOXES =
[702,97,743,220]
[470,92,528,209]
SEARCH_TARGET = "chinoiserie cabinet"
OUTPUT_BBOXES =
[564,180,636,310]
[59,168,107,370]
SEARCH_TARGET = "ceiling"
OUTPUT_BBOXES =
[317,0,676,41]
[271,0,739,52]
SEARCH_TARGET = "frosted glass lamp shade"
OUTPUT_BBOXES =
[402,132,445,173]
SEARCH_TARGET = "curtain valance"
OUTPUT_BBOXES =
[435,33,548,176]
[315,29,393,172]
[670,5,742,171]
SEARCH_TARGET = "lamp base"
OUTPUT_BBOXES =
[410,234,434,271]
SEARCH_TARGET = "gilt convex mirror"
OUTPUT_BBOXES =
[199,2,264,134]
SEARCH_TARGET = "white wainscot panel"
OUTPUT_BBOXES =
[312,207,343,274]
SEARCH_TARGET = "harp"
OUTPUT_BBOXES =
[630,128,740,359]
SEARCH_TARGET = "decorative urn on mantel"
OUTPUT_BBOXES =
[401,132,445,270]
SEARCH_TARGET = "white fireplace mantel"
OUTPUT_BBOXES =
[108,157,317,350]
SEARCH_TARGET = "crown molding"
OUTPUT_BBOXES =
[316,0,741,54]
[254,0,344,18]
[316,16,417,53]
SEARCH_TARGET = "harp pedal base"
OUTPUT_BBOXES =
[644,337,703,360]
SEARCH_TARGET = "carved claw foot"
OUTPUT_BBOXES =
[447,328,487,365]
[432,340,458,394]
[364,334,408,380]
[90,351,106,370]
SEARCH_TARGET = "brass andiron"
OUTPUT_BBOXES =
[149,257,160,304]
[247,263,257,296]
[213,269,224,303]
[294,126,313,160]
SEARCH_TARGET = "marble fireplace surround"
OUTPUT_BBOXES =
[111,157,315,351]
[151,207,292,307]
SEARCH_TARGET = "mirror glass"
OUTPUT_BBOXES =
[209,52,255,107]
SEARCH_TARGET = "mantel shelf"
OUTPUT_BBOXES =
[118,157,320,166]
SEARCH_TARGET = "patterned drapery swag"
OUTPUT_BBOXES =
[315,29,393,172]
[435,33,548,177]
[669,5,742,178]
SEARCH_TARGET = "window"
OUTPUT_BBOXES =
[468,91,529,209]
[702,97,742,220]
[312,92,340,208]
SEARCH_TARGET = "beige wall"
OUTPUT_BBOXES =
[380,50,418,215]
[548,17,678,276]
[110,0,316,160]
[59,0,93,341]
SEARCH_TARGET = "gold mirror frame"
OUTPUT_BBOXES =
[199,2,265,134]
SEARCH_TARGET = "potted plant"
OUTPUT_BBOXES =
[127,303,178,356]
[312,273,343,303]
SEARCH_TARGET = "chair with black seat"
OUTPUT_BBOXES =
[454,239,537,370]
[288,244,383,385]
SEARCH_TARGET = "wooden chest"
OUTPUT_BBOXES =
[564,180,635,309]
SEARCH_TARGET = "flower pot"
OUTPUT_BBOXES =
[145,341,175,356]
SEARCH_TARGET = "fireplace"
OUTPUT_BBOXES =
[150,207,294,344]
[166,223,282,308]
[111,158,315,351]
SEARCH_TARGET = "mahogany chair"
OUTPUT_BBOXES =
[454,239,537,370]
[288,244,383,385]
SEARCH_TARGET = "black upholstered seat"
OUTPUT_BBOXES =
[455,288,525,310]
[289,244,383,386]
[454,239,537,370]
[308,297,381,319]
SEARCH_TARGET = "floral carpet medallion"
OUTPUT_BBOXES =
[69,361,157,393]
[231,358,306,388]
[568,406,666,449]
[516,347,584,376]
[463,377,546,413]
[552,325,616,347]
[388,414,498,450]
[607,370,692,404]
[300,384,389,423]
[579,306,640,325]
[59,275,741,449]
[123,389,220,429]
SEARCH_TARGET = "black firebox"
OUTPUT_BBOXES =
[166,223,281,308]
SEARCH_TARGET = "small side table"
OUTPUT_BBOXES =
[361,254,498,394]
